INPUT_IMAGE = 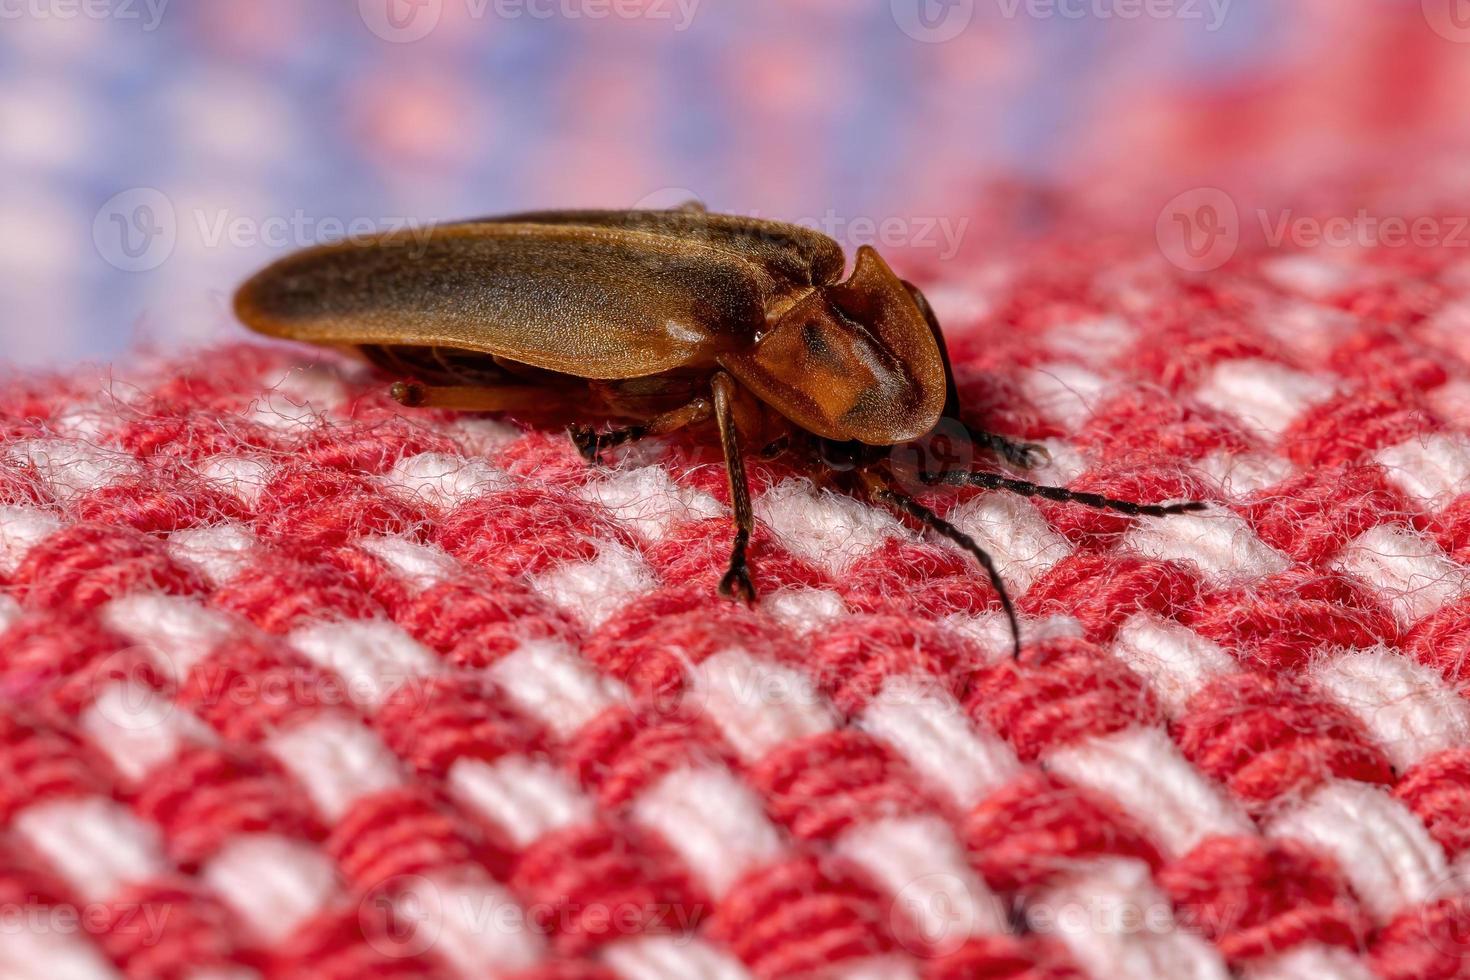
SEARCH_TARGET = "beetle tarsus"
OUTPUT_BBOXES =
[568,424,601,463]
[967,428,1050,469]
[569,424,646,464]
[759,435,790,460]
[718,563,757,604]
[390,381,427,408]
[718,531,757,604]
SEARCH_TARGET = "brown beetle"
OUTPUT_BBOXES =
[235,205,1203,656]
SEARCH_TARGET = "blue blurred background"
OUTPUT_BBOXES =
[0,0,1461,365]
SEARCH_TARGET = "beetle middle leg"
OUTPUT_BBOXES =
[710,371,756,603]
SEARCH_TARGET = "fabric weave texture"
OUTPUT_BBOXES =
[4,189,1470,979]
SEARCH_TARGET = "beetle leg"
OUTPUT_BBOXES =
[567,397,712,464]
[927,470,1209,517]
[711,371,756,604]
[859,469,1022,659]
[390,381,548,411]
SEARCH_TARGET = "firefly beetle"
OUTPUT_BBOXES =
[235,205,1204,656]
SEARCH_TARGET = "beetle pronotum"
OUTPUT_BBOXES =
[235,205,1204,657]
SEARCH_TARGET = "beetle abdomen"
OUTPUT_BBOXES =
[235,223,774,380]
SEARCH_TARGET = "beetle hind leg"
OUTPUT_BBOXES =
[568,397,713,464]
[390,381,547,412]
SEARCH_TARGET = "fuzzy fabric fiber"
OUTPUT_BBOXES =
[4,186,1470,980]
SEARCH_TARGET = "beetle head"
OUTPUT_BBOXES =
[719,246,946,445]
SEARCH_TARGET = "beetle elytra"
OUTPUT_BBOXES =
[235,205,1204,657]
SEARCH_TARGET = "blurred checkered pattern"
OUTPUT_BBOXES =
[11,0,1467,366]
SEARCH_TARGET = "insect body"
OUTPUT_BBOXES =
[235,206,1203,656]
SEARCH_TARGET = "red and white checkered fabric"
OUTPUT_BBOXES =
[5,188,1470,979]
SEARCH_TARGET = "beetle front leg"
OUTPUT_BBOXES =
[859,468,1022,659]
[711,371,756,604]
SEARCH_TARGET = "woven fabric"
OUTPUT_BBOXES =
[5,194,1470,980]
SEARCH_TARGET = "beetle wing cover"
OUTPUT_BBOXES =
[234,223,774,379]
[486,209,847,291]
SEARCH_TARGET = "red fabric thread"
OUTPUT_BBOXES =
[5,181,1470,976]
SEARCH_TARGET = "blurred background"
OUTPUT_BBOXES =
[1,0,1467,366]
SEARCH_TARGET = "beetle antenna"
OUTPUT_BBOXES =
[926,470,1209,517]
[865,477,1022,659]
